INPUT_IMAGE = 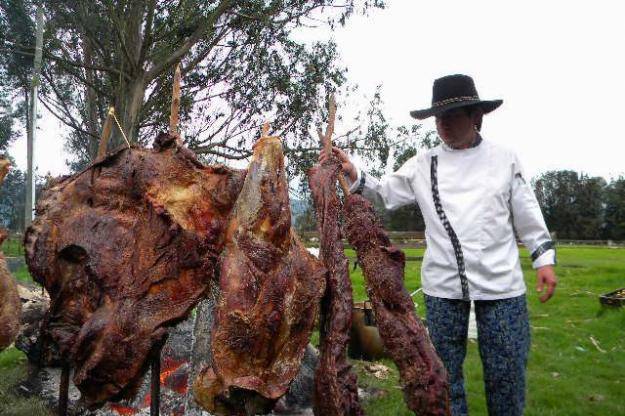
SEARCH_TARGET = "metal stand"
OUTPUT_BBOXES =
[59,363,70,416]
[150,347,162,416]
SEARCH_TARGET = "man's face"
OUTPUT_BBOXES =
[435,107,476,148]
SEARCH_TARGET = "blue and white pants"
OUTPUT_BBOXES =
[424,294,531,416]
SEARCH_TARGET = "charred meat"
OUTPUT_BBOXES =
[24,133,245,406]
[194,135,326,416]
[309,159,363,416]
[344,193,450,415]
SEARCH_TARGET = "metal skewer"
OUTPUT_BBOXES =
[58,363,70,416]
[150,346,162,416]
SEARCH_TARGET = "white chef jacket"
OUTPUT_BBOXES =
[348,139,555,300]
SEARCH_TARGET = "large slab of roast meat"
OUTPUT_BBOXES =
[0,229,20,352]
[193,134,326,416]
[344,192,450,415]
[24,133,245,407]
[0,159,21,351]
[308,158,363,416]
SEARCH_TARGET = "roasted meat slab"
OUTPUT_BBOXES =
[308,159,363,416]
[344,193,450,415]
[0,239,20,351]
[0,160,20,351]
[24,133,245,406]
[194,134,326,416]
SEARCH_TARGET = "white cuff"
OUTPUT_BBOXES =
[532,249,556,269]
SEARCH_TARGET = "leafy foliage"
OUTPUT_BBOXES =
[603,177,625,240]
[383,128,439,231]
[1,0,391,174]
[533,170,614,240]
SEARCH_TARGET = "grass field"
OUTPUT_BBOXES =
[349,246,625,415]
[0,246,623,415]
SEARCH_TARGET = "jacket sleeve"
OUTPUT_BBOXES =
[509,153,556,269]
[347,156,418,211]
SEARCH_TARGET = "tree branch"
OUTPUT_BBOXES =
[145,0,234,81]
[39,96,98,140]
[138,0,157,65]
[2,43,131,81]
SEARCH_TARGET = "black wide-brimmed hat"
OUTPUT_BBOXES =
[410,74,503,120]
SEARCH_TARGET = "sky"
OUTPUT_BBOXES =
[7,0,625,180]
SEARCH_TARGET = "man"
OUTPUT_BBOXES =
[321,74,557,415]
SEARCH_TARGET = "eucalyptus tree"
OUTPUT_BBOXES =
[2,0,389,174]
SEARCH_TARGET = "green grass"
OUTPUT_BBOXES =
[1,236,25,257]
[352,247,625,415]
[0,347,52,416]
[11,264,32,284]
[0,246,623,415]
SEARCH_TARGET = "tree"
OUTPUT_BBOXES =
[0,157,25,231]
[1,1,389,172]
[383,128,439,231]
[534,170,579,239]
[533,170,606,240]
[575,174,605,240]
[603,177,625,240]
[0,0,34,152]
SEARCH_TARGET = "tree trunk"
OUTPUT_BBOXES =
[110,1,147,147]
[82,31,100,160]
[111,73,146,147]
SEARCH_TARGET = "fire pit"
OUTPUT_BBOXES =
[18,317,194,416]
[16,297,319,416]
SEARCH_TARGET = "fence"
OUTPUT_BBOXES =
[2,232,623,258]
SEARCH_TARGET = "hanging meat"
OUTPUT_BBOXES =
[193,132,326,416]
[0,229,20,352]
[24,133,245,407]
[309,157,363,416]
[0,159,21,351]
[343,192,450,416]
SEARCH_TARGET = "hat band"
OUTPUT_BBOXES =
[432,96,480,107]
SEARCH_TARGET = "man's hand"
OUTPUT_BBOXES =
[536,265,557,303]
[319,146,358,182]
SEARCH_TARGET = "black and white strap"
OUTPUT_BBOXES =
[531,241,556,263]
[431,155,470,300]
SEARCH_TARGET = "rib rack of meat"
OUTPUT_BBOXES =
[308,158,363,416]
[24,133,245,407]
[343,192,450,416]
[0,159,20,352]
[193,134,326,416]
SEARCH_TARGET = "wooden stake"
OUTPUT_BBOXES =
[169,64,181,136]
[150,347,161,416]
[318,94,350,195]
[96,107,115,159]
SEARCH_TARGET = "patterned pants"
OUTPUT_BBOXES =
[424,294,531,416]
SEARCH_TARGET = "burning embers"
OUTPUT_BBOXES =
[107,358,187,416]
